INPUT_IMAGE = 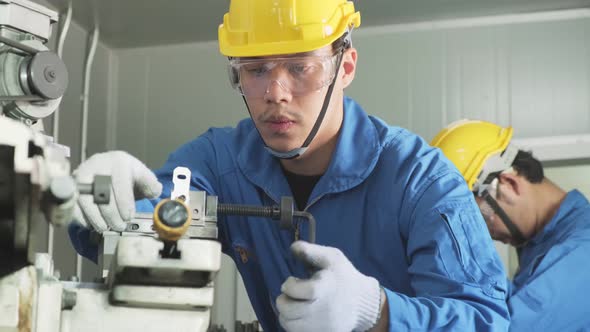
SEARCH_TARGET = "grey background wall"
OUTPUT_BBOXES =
[32,2,590,330]
[351,17,590,140]
[113,41,245,168]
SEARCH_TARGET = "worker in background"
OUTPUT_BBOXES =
[69,1,510,331]
[432,119,590,331]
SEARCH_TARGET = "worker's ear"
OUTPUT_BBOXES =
[340,47,357,89]
[497,172,521,203]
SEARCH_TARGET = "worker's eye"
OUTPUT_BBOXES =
[242,63,270,76]
[286,62,308,74]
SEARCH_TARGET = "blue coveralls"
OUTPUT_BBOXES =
[509,190,590,331]
[70,97,509,331]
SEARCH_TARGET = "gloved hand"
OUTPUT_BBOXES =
[73,151,162,233]
[277,241,383,332]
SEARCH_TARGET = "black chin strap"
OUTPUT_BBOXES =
[298,49,345,149]
[482,190,527,245]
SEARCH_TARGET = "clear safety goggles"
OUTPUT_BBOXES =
[472,144,518,197]
[228,53,339,98]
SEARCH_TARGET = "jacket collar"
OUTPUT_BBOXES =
[237,97,382,206]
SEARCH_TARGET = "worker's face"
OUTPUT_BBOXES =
[229,45,357,154]
[475,175,526,246]
[475,195,514,244]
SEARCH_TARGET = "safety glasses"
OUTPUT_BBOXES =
[228,53,339,98]
[475,177,499,219]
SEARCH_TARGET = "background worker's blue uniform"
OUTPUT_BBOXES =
[508,190,590,331]
[71,97,509,331]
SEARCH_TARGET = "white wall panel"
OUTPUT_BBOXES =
[116,42,245,168]
[509,20,590,138]
[349,14,590,144]
[115,55,149,160]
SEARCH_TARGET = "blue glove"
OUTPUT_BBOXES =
[277,241,382,332]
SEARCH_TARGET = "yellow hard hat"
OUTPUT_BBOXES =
[218,0,361,57]
[431,120,514,191]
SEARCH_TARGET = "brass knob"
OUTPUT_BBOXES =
[152,198,192,241]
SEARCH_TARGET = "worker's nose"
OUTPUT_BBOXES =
[264,79,293,103]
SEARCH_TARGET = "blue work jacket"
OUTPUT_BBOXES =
[509,190,590,331]
[70,97,509,331]
[144,96,510,331]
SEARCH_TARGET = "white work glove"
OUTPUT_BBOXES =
[277,241,382,332]
[73,151,162,233]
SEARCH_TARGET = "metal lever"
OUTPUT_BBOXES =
[77,175,111,204]
[217,197,316,243]
[0,35,40,55]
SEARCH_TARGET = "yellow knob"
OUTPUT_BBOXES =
[152,198,192,241]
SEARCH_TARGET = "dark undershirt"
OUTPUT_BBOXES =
[281,166,323,211]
